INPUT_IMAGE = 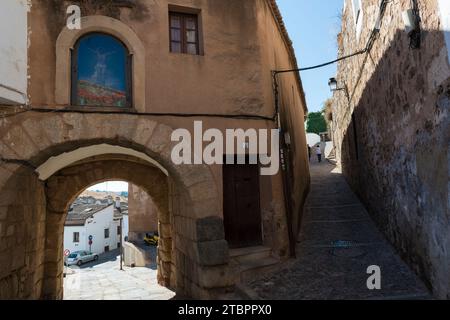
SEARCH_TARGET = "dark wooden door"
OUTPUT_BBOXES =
[223,160,262,248]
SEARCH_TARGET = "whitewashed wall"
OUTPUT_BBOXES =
[122,215,129,242]
[0,0,28,104]
[63,205,122,255]
[85,205,118,254]
[63,226,86,254]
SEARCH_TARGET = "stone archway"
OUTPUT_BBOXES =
[0,113,232,300]
[43,157,172,299]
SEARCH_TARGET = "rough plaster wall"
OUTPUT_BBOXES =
[333,0,450,298]
[255,0,310,246]
[0,0,28,104]
[128,183,159,237]
[29,0,267,115]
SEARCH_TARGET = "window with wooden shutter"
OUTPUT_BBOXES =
[169,12,199,55]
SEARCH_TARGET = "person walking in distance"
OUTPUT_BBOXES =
[316,145,322,163]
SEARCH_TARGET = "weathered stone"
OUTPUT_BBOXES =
[196,240,229,266]
[192,198,220,219]
[198,265,234,289]
[158,249,172,263]
[332,0,450,299]
[196,216,225,242]
[131,119,158,147]
[188,181,218,203]
[147,124,173,154]
[6,225,14,237]
[159,223,172,239]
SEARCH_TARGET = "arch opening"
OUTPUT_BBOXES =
[43,156,175,299]
[62,179,175,300]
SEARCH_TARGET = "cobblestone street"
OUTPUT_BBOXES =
[247,159,432,300]
[63,250,175,300]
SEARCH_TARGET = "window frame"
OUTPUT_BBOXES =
[104,228,110,239]
[169,12,200,55]
[73,232,80,243]
[70,32,133,109]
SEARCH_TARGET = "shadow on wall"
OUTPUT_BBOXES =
[338,29,449,298]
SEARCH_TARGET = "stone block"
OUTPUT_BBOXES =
[147,124,173,153]
[132,118,157,146]
[6,225,14,237]
[159,223,172,239]
[0,206,7,220]
[198,265,234,289]
[179,164,214,188]
[196,240,229,266]
[11,245,26,270]
[192,198,220,219]
[160,261,172,279]
[158,237,172,252]
[196,216,225,242]
[158,249,172,263]
[188,181,218,203]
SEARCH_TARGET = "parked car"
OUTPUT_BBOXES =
[64,251,99,266]
[144,232,159,246]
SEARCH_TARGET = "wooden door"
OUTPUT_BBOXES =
[223,160,262,248]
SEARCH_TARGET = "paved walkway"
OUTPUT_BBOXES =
[247,158,431,300]
[63,249,175,300]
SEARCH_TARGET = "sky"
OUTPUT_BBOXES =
[277,0,344,113]
[88,181,129,192]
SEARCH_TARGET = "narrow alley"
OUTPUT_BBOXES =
[246,158,432,300]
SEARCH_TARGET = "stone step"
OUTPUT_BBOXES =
[229,246,272,262]
[238,256,280,284]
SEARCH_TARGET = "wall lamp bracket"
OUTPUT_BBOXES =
[328,78,350,103]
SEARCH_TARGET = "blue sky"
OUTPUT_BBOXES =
[277,0,344,112]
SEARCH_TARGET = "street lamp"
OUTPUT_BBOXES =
[328,77,338,92]
[328,77,350,102]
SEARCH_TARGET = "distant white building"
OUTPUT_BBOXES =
[306,133,321,148]
[64,201,129,255]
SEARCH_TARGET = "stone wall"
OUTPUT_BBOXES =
[332,0,450,298]
[0,164,46,299]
